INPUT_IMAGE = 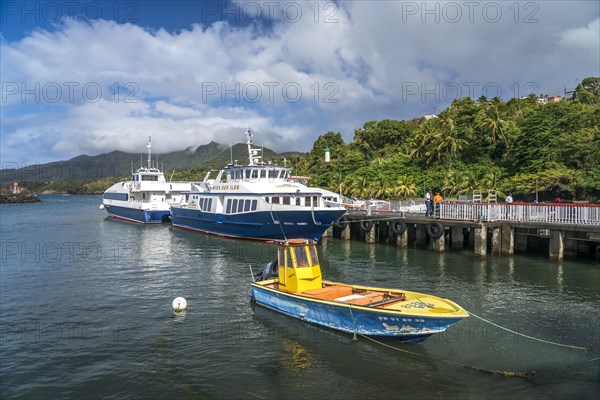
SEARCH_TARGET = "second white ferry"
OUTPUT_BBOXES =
[101,137,192,223]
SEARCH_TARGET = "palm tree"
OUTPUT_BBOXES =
[395,175,417,198]
[349,175,371,199]
[372,173,393,199]
[482,106,508,146]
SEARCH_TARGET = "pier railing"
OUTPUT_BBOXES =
[354,200,600,226]
[439,202,600,226]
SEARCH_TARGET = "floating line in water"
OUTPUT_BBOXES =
[467,310,590,351]
[358,334,533,378]
[359,334,600,379]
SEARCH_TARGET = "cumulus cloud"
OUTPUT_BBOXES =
[1,1,599,164]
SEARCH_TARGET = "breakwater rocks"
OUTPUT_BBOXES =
[0,193,41,204]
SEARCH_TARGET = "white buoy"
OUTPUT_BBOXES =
[99,204,105,210]
[172,297,187,312]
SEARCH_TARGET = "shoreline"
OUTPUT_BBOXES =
[0,193,42,204]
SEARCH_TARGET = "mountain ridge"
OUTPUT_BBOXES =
[1,141,304,182]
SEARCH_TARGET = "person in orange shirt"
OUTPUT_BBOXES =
[433,192,443,216]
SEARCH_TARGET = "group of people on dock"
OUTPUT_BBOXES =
[425,191,443,217]
[425,191,515,217]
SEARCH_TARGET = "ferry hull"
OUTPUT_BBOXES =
[105,204,169,224]
[250,284,465,343]
[170,207,345,241]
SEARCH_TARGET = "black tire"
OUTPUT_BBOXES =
[427,221,444,239]
[360,220,373,232]
[335,217,348,229]
[391,219,407,235]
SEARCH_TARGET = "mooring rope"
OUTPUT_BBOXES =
[467,311,591,351]
[358,334,599,379]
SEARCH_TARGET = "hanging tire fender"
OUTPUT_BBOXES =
[391,219,407,235]
[360,220,373,232]
[427,221,444,239]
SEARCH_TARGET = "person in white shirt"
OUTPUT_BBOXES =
[506,193,513,204]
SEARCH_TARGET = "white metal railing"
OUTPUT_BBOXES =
[439,202,600,225]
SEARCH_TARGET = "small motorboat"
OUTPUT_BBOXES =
[250,239,469,343]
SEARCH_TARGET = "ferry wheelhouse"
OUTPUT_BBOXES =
[170,130,347,241]
[101,137,191,223]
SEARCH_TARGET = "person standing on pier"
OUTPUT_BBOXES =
[433,192,443,217]
[506,193,513,204]
[425,190,433,217]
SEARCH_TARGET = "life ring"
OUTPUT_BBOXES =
[360,220,373,232]
[391,219,407,235]
[427,221,444,239]
[335,217,348,229]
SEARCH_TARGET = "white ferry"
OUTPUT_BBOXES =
[169,130,347,241]
[100,137,191,223]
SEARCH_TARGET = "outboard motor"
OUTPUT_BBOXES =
[254,260,278,282]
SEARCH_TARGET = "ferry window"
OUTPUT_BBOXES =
[244,200,251,212]
[295,197,301,206]
[268,170,278,179]
[251,169,258,179]
[264,197,270,203]
[306,197,311,207]
[141,175,158,181]
[294,247,309,268]
[208,199,212,210]
[278,247,288,269]
[219,172,227,183]
[282,197,290,205]
[226,200,232,214]
[260,170,266,178]
[309,246,319,266]
[237,200,244,213]
[232,199,238,213]
[273,197,280,204]
[245,170,251,179]
[251,200,257,210]
[103,193,128,201]
[313,196,318,206]
[143,193,146,199]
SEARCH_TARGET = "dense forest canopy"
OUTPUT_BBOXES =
[290,78,600,202]
[10,77,600,201]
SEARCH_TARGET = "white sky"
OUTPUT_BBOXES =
[1,1,599,164]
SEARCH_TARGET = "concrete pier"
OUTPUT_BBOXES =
[365,223,376,244]
[501,226,514,256]
[491,227,501,256]
[331,212,600,261]
[432,234,445,253]
[549,230,564,261]
[474,226,487,257]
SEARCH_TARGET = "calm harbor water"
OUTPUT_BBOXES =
[1,195,599,399]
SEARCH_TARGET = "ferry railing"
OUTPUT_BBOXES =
[439,202,600,226]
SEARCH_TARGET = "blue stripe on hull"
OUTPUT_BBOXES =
[105,205,169,224]
[250,286,463,343]
[170,207,345,241]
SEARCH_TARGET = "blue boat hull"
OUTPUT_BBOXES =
[170,207,345,241]
[250,285,464,343]
[105,205,168,224]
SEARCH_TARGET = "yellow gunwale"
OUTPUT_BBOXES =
[251,279,469,318]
